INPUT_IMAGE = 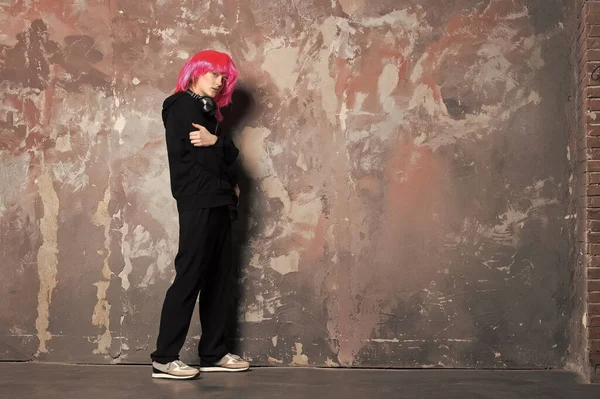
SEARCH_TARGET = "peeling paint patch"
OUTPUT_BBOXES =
[296,153,308,171]
[238,126,276,179]
[91,188,113,355]
[200,26,231,36]
[238,127,292,213]
[261,176,291,214]
[118,223,133,291]
[0,154,28,217]
[325,357,339,367]
[291,342,308,366]
[290,195,322,239]
[261,45,300,92]
[119,223,155,291]
[270,251,300,275]
[378,63,399,107]
[91,280,112,354]
[34,171,60,355]
[53,160,89,192]
[268,356,283,365]
[113,115,126,134]
[244,292,282,322]
[360,9,421,29]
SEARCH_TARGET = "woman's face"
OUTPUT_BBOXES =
[192,71,227,98]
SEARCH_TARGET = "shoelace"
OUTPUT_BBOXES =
[172,360,187,368]
[227,354,243,361]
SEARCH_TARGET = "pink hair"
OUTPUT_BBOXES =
[175,50,239,121]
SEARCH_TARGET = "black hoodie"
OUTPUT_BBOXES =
[162,91,239,212]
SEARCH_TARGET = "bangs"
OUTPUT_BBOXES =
[210,61,231,76]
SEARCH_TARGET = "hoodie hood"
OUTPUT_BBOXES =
[162,91,188,127]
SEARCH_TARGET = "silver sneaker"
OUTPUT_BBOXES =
[199,353,250,372]
[152,360,199,379]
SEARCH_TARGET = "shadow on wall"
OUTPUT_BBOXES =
[219,84,257,355]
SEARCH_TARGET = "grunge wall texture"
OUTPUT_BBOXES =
[0,0,586,370]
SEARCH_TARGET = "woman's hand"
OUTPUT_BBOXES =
[190,123,218,147]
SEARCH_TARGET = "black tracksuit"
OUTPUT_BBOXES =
[151,91,239,365]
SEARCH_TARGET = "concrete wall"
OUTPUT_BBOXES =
[0,0,579,368]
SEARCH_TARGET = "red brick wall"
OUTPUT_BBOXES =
[579,0,600,383]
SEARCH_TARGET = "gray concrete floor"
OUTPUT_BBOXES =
[1,362,600,399]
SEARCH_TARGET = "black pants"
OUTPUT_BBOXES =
[151,206,232,364]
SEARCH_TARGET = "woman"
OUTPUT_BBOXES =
[150,50,249,380]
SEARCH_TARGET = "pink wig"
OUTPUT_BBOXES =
[175,50,239,121]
